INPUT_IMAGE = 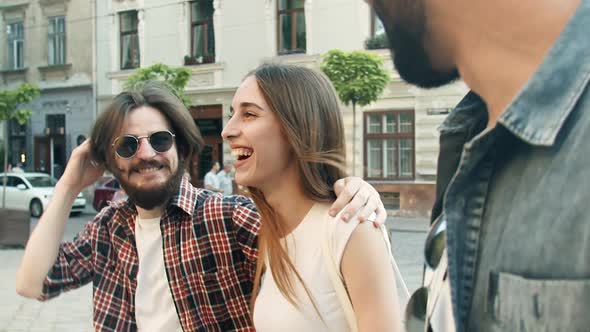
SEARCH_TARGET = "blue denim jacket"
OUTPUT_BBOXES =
[438,1,590,331]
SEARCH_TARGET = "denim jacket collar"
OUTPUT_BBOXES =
[499,0,590,146]
[441,0,590,146]
[439,92,487,135]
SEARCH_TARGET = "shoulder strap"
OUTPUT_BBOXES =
[322,217,359,332]
[322,214,411,332]
[379,224,411,300]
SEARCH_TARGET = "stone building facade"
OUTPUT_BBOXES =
[0,0,95,178]
[96,0,468,216]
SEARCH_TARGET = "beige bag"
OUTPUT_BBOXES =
[322,214,410,332]
[423,249,456,332]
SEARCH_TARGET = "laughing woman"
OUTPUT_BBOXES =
[222,64,402,332]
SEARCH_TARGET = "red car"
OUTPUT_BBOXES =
[93,177,120,211]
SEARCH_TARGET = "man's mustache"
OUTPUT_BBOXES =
[130,160,169,171]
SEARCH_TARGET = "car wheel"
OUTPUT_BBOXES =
[30,199,43,218]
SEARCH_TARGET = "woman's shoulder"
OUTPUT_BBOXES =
[312,203,365,262]
[303,202,380,258]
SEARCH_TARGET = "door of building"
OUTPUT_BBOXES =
[34,135,66,178]
[34,137,51,174]
[189,105,223,188]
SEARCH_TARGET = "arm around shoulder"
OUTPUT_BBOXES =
[341,222,403,332]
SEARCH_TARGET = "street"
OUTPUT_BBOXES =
[0,212,428,331]
[0,213,95,332]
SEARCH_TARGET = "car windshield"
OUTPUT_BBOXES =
[25,175,57,187]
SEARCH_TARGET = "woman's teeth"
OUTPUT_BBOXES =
[231,148,253,160]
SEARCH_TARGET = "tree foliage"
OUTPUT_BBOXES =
[0,83,40,208]
[0,83,41,125]
[320,50,390,107]
[125,63,192,107]
[321,50,389,174]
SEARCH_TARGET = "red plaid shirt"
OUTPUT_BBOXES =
[40,177,260,331]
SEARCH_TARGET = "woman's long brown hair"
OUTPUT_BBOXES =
[247,64,347,318]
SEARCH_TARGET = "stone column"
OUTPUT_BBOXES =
[213,0,222,63]
[304,0,313,54]
[137,9,145,67]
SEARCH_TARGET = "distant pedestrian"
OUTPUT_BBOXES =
[217,163,233,195]
[12,163,24,173]
[204,161,222,192]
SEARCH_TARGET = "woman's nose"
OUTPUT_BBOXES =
[222,116,239,141]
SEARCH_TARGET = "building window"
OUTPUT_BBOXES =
[10,121,27,136]
[9,120,27,167]
[46,114,66,135]
[381,192,400,210]
[370,10,385,37]
[48,16,66,65]
[190,0,215,63]
[366,10,388,50]
[120,11,140,70]
[7,22,24,69]
[277,0,306,54]
[364,111,415,180]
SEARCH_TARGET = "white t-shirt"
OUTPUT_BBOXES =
[204,171,220,191]
[217,170,233,195]
[134,216,183,332]
[253,202,360,332]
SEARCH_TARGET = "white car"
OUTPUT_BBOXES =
[0,172,86,217]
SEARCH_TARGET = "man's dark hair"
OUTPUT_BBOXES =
[90,80,204,172]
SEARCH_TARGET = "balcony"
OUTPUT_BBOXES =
[38,63,73,80]
[184,55,215,66]
[184,62,225,92]
[0,67,28,85]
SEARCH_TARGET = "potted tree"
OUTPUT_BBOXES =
[321,50,390,175]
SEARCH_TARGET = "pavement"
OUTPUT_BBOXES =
[386,217,429,305]
[0,211,428,331]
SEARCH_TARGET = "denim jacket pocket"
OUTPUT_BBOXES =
[488,272,590,332]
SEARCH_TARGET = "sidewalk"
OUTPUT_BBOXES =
[0,250,93,332]
[387,216,430,233]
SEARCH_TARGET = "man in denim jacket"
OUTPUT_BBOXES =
[367,0,590,330]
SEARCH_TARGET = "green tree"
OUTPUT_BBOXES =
[125,63,193,107]
[321,50,390,174]
[0,83,41,208]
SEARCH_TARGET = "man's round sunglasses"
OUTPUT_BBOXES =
[112,130,176,159]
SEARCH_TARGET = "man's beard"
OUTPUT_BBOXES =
[113,157,186,210]
[375,0,460,88]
